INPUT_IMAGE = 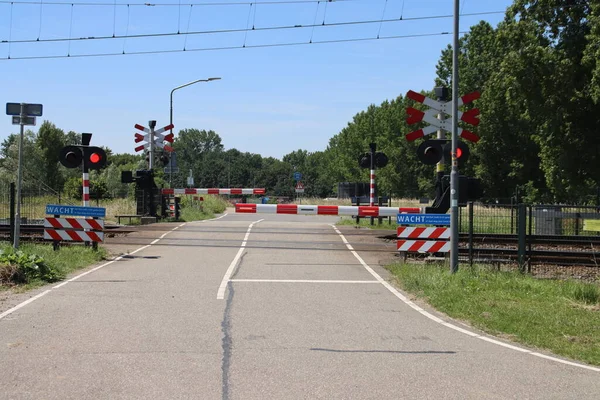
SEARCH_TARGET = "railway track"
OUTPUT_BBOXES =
[2,225,599,267]
[0,224,136,242]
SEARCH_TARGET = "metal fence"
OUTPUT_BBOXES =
[456,202,600,280]
[0,182,66,225]
[459,203,600,236]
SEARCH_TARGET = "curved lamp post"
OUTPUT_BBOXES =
[168,77,221,187]
[170,77,221,134]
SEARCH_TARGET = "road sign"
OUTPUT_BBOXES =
[12,116,36,126]
[154,124,174,135]
[293,172,302,181]
[396,213,450,225]
[295,182,305,193]
[134,124,150,133]
[407,90,479,110]
[406,108,480,129]
[44,217,104,242]
[405,90,480,143]
[134,122,175,153]
[45,204,106,218]
[6,103,43,117]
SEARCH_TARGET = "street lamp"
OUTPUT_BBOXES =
[168,77,221,187]
[170,77,221,134]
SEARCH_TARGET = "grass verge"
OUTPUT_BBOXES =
[176,195,229,222]
[0,242,107,291]
[386,263,600,366]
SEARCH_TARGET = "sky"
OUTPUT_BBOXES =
[1,0,514,160]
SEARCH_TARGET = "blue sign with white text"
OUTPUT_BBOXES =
[396,213,450,225]
[293,172,302,181]
[45,204,106,218]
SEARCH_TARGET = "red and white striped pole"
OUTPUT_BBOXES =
[369,142,376,206]
[82,170,90,207]
[81,133,91,208]
[370,168,375,206]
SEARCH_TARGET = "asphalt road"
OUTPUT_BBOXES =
[1,212,599,399]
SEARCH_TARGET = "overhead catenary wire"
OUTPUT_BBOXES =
[0,10,504,45]
[1,0,362,6]
[309,0,320,43]
[8,2,13,57]
[37,0,44,40]
[1,30,462,61]
[322,0,328,25]
[122,3,130,53]
[242,3,253,47]
[183,4,193,50]
[112,0,117,37]
[67,3,73,55]
[376,0,387,39]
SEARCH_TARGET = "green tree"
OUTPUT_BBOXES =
[36,121,66,191]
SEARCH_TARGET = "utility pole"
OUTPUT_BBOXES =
[450,0,460,273]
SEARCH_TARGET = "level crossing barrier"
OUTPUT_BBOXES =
[235,203,421,216]
[161,188,265,195]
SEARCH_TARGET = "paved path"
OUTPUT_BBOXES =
[1,212,598,399]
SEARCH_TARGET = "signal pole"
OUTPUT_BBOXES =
[369,142,376,206]
[13,104,25,249]
[148,120,156,170]
[434,87,448,201]
[450,0,460,273]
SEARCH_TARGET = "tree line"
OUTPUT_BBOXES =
[1,0,598,204]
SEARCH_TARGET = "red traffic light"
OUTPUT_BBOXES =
[89,153,101,164]
[443,141,470,166]
[83,146,107,170]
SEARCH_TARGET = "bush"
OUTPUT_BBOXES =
[0,248,63,285]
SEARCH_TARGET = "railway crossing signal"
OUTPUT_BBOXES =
[59,145,83,168]
[405,90,481,143]
[59,145,106,170]
[83,146,107,170]
[416,139,470,167]
[359,152,388,169]
[406,89,484,215]
[134,122,175,153]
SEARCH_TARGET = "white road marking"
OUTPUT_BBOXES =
[230,279,379,284]
[0,290,51,320]
[0,214,229,321]
[217,219,263,299]
[329,224,600,373]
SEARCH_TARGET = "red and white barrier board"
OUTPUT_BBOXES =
[162,188,266,195]
[44,217,104,242]
[235,204,421,217]
[397,226,450,253]
[397,240,450,253]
